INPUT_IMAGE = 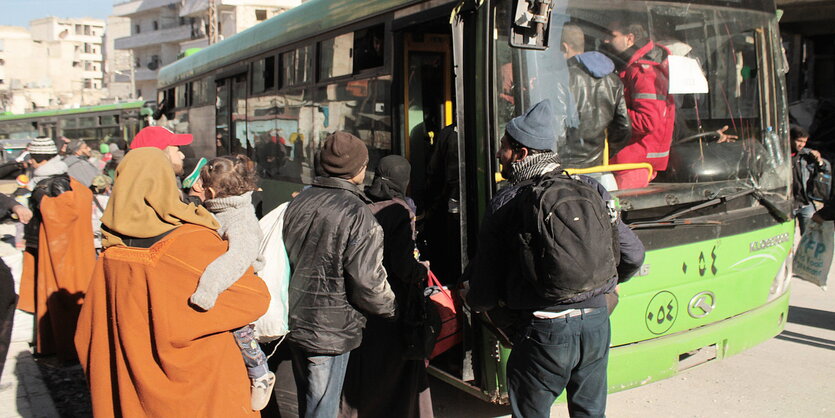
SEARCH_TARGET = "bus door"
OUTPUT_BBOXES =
[400,32,460,285]
[215,74,249,157]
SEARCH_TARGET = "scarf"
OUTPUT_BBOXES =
[101,147,219,248]
[366,155,411,202]
[507,152,562,184]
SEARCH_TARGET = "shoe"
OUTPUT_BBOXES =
[251,371,276,411]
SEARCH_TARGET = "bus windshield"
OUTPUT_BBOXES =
[493,0,789,214]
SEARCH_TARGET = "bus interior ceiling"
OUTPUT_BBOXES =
[395,13,461,289]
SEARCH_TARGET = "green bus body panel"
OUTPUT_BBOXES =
[434,222,793,403]
[158,0,432,87]
[0,101,147,122]
[607,288,789,392]
[611,221,793,345]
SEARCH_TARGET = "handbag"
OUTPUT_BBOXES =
[428,271,463,359]
[400,279,440,360]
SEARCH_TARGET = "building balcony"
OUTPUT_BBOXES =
[115,24,191,50]
[113,0,180,18]
[77,52,103,62]
[133,68,158,81]
[82,70,103,79]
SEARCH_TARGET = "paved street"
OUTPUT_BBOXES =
[431,278,835,417]
[2,261,833,417]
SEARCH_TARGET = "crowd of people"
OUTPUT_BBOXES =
[1,18,827,418]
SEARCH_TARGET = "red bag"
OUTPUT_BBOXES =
[429,271,462,359]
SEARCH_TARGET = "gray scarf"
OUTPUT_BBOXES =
[507,152,562,184]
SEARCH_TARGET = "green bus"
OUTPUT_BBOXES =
[157,0,793,405]
[0,101,153,144]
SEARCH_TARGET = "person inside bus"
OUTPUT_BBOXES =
[604,21,675,189]
[561,23,631,169]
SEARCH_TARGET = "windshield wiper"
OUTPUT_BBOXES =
[628,184,789,229]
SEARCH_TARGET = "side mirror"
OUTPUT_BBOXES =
[510,0,553,50]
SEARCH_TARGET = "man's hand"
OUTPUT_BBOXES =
[12,205,32,224]
[716,126,739,143]
[809,149,823,164]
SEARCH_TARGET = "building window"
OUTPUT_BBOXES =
[84,79,92,89]
[84,43,91,53]
[153,21,159,31]
[255,9,268,21]
[180,17,186,26]
[84,25,91,35]
[75,25,82,35]
[0,59,4,66]
[135,24,141,34]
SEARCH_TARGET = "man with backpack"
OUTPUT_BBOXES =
[466,100,645,417]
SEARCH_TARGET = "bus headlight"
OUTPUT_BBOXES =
[768,256,791,302]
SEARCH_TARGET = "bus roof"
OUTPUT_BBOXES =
[158,0,428,88]
[158,0,775,88]
[0,101,149,122]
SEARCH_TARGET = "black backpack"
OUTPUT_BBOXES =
[515,171,619,303]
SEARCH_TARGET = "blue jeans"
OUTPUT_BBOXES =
[290,344,351,418]
[232,324,269,379]
[795,204,816,235]
[507,308,611,418]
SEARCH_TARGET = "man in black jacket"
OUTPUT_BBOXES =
[283,131,396,418]
[466,100,645,418]
[561,24,631,168]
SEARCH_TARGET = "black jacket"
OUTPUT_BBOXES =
[24,174,72,251]
[561,53,631,168]
[467,174,645,312]
[283,176,396,355]
[792,148,828,209]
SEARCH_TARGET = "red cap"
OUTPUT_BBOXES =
[129,126,193,150]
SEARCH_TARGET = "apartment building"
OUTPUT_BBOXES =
[0,17,107,114]
[114,0,301,100]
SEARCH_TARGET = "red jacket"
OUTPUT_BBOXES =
[610,41,676,172]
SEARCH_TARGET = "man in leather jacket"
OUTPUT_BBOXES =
[561,24,631,169]
[283,131,396,418]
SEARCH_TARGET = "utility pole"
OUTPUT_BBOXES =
[129,49,136,99]
[208,0,218,45]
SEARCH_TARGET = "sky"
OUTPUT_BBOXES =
[0,0,116,27]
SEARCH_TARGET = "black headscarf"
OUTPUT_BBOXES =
[366,155,411,202]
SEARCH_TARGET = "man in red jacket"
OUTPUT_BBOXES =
[605,22,676,189]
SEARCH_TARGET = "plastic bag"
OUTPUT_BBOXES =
[793,220,833,289]
[252,202,291,342]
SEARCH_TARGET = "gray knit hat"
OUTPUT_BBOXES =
[67,139,86,154]
[28,137,59,155]
[506,99,557,151]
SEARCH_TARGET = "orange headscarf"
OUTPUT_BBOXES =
[101,147,218,248]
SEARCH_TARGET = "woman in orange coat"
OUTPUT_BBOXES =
[75,147,270,417]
